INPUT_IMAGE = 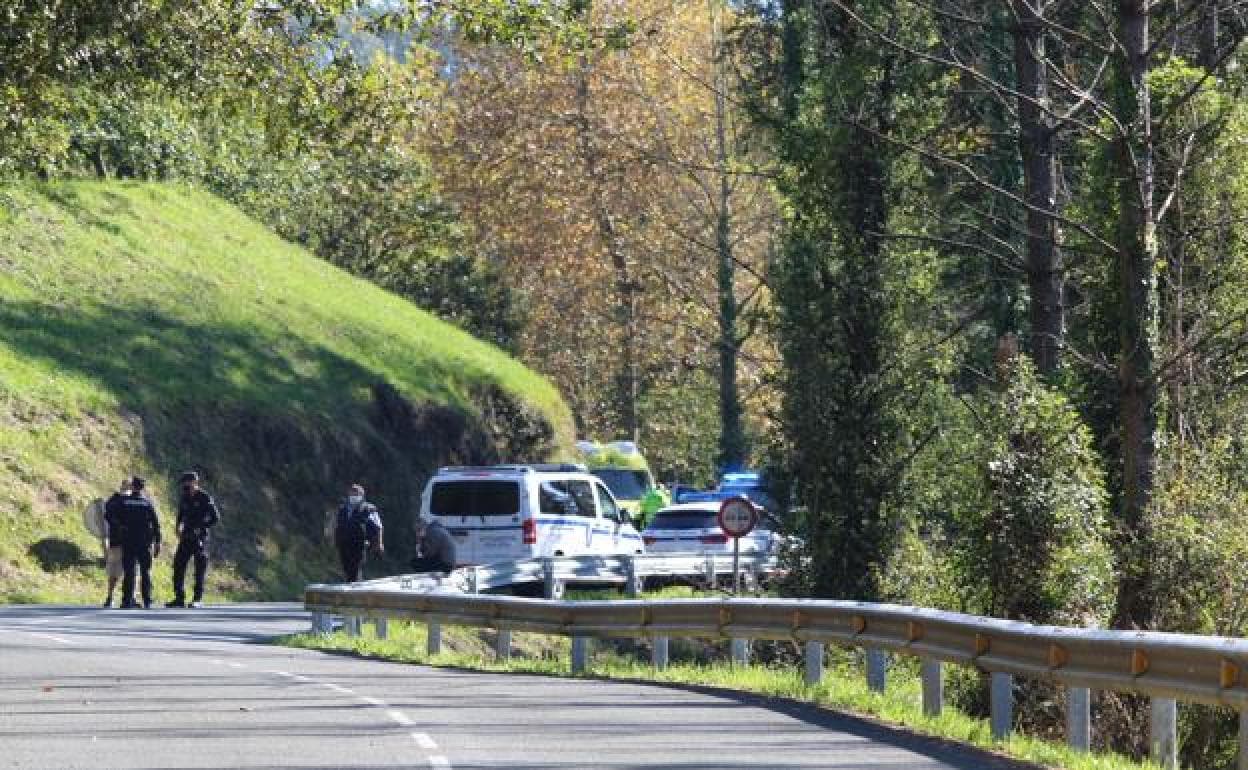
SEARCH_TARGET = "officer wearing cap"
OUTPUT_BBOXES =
[107,476,161,609]
[167,471,221,608]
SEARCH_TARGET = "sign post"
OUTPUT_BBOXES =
[717,497,758,595]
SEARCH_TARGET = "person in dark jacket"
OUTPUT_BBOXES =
[100,478,132,608]
[168,471,220,608]
[106,476,161,609]
[333,484,383,582]
[410,514,457,574]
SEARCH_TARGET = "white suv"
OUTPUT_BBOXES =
[419,464,646,566]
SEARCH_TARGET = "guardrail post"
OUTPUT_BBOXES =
[310,611,328,634]
[1066,687,1091,752]
[652,636,669,670]
[704,553,716,588]
[866,649,887,693]
[804,641,824,685]
[990,672,1013,741]
[624,555,641,597]
[571,636,591,674]
[374,618,388,640]
[921,658,942,717]
[345,615,362,638]
[730,638,750,666]
[543,558,564,600]
[427,621,442,655]
[495,630,512,661]
[469,567,480,594]
[1151,698,1178,769]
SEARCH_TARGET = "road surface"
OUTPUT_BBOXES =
[0,604,1027,769]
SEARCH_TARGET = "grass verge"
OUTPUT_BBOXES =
[278,617,1157,770]
[0,181,574,602]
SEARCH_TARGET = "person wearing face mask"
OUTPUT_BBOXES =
[333,483,384,582]
[167,471,220,608]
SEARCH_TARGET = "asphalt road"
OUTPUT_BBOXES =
[0,604,1027,769]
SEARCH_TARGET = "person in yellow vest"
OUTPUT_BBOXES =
[638,485,669,529]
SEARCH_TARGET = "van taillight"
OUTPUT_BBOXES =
[522,519,537,545]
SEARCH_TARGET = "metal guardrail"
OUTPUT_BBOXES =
[328,551,781,598]
[304,557,1244,770]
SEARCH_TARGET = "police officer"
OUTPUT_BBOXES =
[168,471,220,608]
[106,476,161,609]
[333,484,383,582]
[410,514,456,574]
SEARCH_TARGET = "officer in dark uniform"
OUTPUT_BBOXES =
[168,471,220,608]
[106,476,161,609]
[333,484,383,582]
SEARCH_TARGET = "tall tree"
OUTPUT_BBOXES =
[742,0,941,599]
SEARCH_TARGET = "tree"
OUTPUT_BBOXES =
[429,0,778,466]
[739,0,947,600]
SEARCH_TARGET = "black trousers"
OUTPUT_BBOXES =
[172,537,208,601]
[120,543,153,607]
[409,556,454,574]
[338,544,367,583]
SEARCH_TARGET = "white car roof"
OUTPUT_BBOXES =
[432,467,597,483]
[654,502,728,514]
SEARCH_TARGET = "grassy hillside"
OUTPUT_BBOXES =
[0,182,575,602]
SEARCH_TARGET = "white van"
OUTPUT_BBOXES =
[419,464,646,566]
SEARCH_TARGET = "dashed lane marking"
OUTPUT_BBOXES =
[7,611,451,767]
[413,733,438,750]
[30,633,74,645]
[388,710,415,727]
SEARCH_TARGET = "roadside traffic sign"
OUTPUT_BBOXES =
[718,496,758,538]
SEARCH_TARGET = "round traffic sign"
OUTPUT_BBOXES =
[718,496,758,538]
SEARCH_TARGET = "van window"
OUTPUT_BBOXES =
[596,484,621,521]
[430,480,519,516]
[539,480,597,518]
[567,481,596,518]
[592,469,649,500]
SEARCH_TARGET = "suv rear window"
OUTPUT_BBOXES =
[650,512,718,529]
[430,480,519,516]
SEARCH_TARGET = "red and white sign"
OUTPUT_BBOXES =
[717,496,758,538]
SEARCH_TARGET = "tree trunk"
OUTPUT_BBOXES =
[712,1,746,470]
[1012,0,1063,375]
[1111,0,1160,631]
[574,58,640,443]
[1198,3,1219,70]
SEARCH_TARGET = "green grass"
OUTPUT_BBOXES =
[0,181,574,602]
[280,619,1158,770]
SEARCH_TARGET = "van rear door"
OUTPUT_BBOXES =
[427,478,521,565]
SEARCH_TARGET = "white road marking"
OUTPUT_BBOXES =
[413,733,438,750]
[387,710,414,726]
[4,609,452,767]
[30,633,74,645]
[27,612,94,625]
